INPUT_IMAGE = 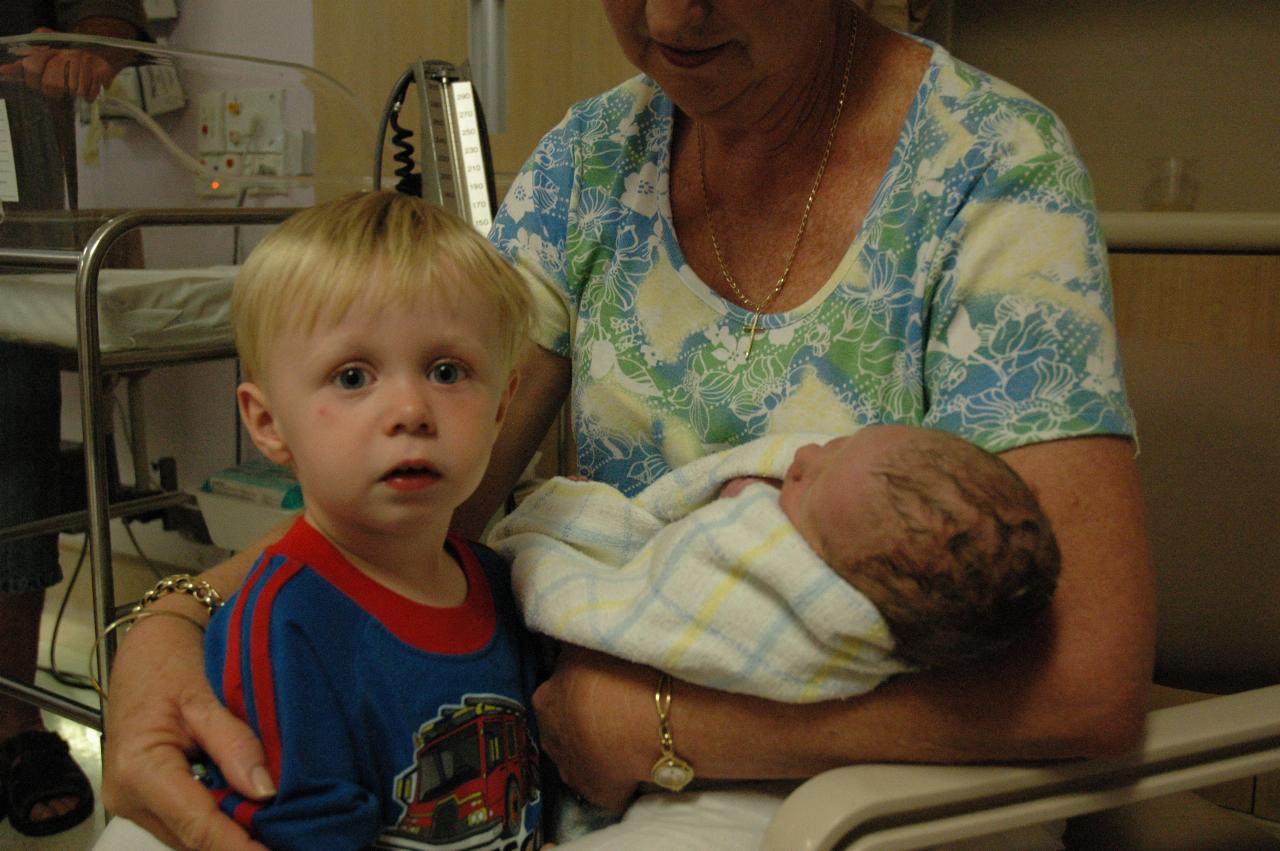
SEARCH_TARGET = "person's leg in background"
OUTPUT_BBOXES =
[0,340,95,835]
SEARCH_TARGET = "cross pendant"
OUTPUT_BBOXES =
[744,312,763,359]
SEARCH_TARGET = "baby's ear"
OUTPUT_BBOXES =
[237,382,292,466]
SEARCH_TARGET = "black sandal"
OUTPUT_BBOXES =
[0,730,95,837]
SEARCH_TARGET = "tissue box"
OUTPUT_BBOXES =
[196,460,302,551]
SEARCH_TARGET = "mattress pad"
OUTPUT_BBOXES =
[0,265,238,352]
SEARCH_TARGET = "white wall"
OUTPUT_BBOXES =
[61,0,313,567]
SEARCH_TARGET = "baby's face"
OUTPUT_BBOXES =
[778,427,912,566]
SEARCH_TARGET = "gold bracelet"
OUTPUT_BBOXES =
[88,608,209,702]
[650,672,695,792]
[135,573,224,618]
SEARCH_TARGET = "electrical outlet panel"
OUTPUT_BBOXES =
[222,89,286,154]
[195,89,311,198]
[193,152,243,197]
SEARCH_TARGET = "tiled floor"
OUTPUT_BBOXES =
[0,538,162,850]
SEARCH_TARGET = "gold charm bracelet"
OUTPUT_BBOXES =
[650,672,695,792]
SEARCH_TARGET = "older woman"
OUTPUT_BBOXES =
[101,1,1153,848]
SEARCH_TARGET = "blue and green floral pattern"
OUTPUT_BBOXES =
[491,43,1134,496]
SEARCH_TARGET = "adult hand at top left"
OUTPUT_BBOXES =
[532,644,654,813]
[0,27,119,101]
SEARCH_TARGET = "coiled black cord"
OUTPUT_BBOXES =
[373,61,498,211]
[389,110,422,197]
[372,67,416,195]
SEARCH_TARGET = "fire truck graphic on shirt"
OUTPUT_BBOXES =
[375,695,542,851]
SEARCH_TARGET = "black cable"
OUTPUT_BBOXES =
[374,62,495,205]
[41,538,93,691]
[41,518,161,691]
[373,67,416,192]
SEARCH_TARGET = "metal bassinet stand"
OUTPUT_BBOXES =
[0,207,292,733]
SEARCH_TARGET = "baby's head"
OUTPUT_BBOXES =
[779,426,1060,669]
[233,190,531,386]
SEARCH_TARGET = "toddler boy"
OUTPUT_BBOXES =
[203,191,543,850]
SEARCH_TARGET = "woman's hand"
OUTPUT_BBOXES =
[0,23,139,102]
[103,605,272,850]
[102,525,287,849]
[532,645,655,812]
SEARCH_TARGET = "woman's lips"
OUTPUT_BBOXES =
[657,42,727,69]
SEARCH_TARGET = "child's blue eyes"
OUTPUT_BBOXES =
[332,362,466,389]
[430,362,463,384]
[335,367,369,390]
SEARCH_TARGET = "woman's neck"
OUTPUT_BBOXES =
[693,4,861,166]
[668,16,932,312]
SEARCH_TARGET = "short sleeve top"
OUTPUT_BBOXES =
[490,41,1134,495]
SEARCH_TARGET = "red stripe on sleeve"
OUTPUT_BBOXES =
[231,799,262,830]
[221,555,272,720]
[244,561,305,783]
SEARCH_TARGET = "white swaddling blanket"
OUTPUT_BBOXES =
[489,433,913,703]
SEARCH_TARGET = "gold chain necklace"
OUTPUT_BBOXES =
[696,12,858,359]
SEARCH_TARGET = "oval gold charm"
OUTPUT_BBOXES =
[651,753,695,792]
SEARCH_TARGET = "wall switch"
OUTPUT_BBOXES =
[93,66,144,118]
[283,129,315,176]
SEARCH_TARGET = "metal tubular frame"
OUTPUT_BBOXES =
[0,207,292,731]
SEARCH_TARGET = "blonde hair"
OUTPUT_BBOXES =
[232,191,532,382]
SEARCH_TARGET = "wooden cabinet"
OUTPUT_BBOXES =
[1113,252,1279,821]
[1110,253,1279,352]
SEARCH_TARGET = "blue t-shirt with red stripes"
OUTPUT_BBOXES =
[203,517,543,850]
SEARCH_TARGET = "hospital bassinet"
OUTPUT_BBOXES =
[0,34,375,730]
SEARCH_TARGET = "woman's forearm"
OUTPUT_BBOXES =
[171,522,277,601]
[692,435,1153,772]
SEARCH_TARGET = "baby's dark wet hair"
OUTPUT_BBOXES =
[831,430,1061,669]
